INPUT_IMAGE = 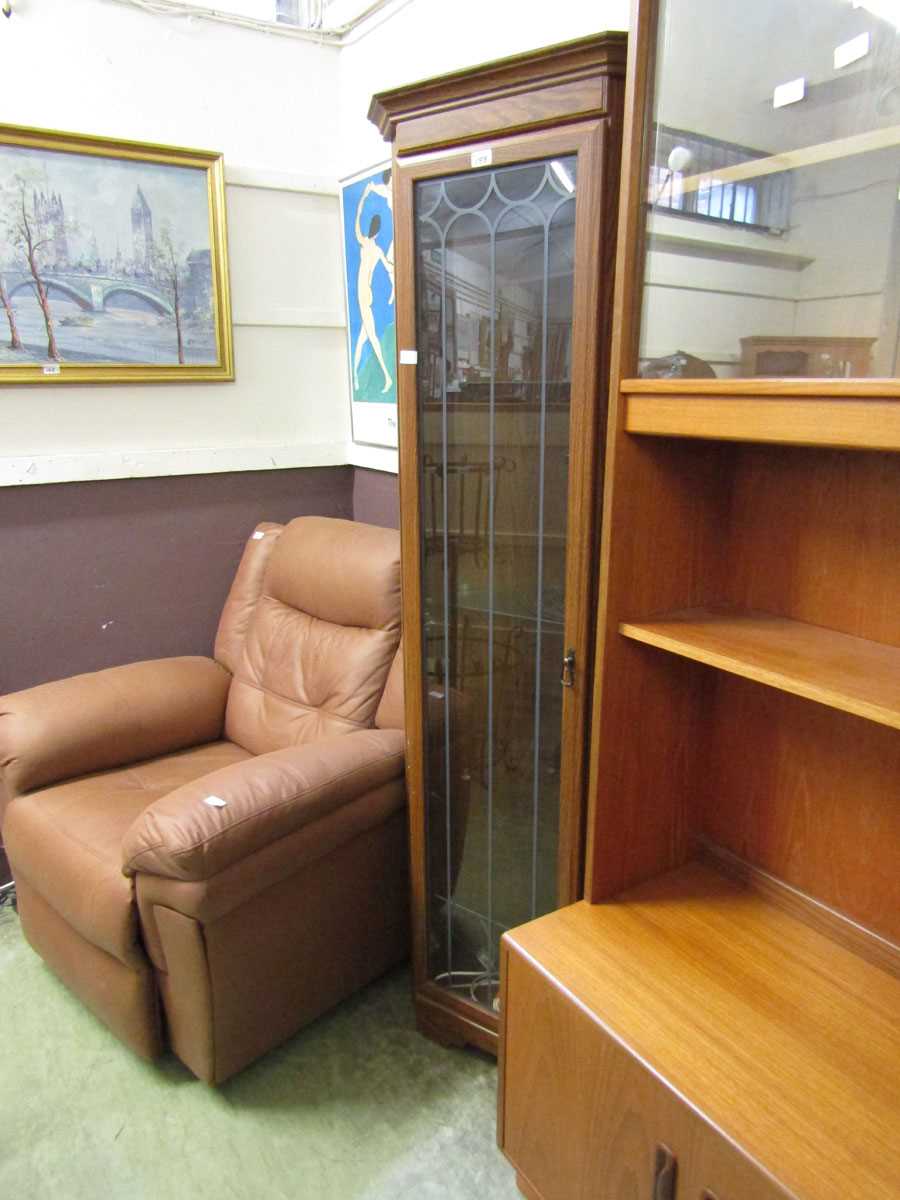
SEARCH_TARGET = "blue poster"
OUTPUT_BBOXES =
[340,165,396,410]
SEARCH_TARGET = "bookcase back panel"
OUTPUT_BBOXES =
[724,447,900,647]
[699,673,900,945]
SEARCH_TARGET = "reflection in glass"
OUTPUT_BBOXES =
[414,157,577,1011]
[639,0,900,380]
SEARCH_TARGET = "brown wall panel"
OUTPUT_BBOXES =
[0,466,353,696]
[352,466,399,530]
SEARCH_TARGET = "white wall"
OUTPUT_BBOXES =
[0,0,351,485]
[338,0,629,179]
[1,0,634,486]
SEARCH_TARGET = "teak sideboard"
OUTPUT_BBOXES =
[497,0,900,1197]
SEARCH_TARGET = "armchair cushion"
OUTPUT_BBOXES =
[223,518,401,756]
[0,657,231,800]
[214,522,284,674]
[4,741,250,966]
[122,727,405,882]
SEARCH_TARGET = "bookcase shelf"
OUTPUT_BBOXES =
[624,393,900,450]
[620,608,900,731]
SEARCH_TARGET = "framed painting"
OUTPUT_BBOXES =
[0,124,233,383]
[340,162,397,448]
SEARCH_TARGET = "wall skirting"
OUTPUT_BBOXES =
[347,443,399,474]
[0,441,397,487]
[0,443,351,487]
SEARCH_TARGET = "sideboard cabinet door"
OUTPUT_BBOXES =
[499,940,790,1200]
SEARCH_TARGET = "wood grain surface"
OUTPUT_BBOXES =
[698,675,900,947]
[620,607,900,730]
[625,394,900,449]
[623,378,900,397]
[369,33,626,148]
[502,938,790,1200]
[502,866,900,1200]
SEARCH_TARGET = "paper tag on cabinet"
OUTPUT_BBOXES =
[399,349,418,365]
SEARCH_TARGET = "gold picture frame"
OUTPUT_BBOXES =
[0,123,233,384]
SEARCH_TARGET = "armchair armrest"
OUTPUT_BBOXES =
[0,657,231,800]
[122,727,405,881]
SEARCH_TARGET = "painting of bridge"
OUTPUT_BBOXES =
[0,126,232,381]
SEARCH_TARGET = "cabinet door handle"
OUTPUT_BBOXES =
[560,648,576,688]
[653,1145,678,1200]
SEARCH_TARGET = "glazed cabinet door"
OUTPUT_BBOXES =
[499,940,791,1200]
[395,120,616,1045]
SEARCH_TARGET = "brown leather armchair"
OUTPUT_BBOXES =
[0,517,409,1083]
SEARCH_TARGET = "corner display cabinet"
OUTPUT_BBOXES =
[498,1,900,1199]
[368,34,627,1052]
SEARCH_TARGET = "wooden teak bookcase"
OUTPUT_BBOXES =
[498,1,900,1197]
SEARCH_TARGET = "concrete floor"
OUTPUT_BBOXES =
[0,903,521,1200]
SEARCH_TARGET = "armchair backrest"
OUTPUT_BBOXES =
[216,517,402,755]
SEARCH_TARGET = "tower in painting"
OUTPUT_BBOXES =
[33,190,70,269]
[131,186,154,275]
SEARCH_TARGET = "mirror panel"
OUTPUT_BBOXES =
[639,0,900,380]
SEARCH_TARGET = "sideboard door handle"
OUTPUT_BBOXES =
[653,1144,678,1200]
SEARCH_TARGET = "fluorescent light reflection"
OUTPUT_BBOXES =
[551,160,575,193]
[852,0,900,29]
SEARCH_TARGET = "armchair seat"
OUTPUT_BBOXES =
[0,517,408,1083]
[6,740,250,967]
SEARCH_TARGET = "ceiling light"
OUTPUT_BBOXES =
[667,146,693,174]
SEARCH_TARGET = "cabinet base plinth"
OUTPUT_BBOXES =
[413,987,498,1056]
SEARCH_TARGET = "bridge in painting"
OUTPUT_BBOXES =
[0,269,174,317]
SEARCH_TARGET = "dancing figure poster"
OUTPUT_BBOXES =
[340,163,397,448]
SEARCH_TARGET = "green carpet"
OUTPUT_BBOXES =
[0,905,520,1199]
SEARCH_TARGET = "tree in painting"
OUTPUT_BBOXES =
[0,173,67,361]
[0,178,25,351]
[0,271,22,352]
[154,222,186,365]
[12,177,61,361]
